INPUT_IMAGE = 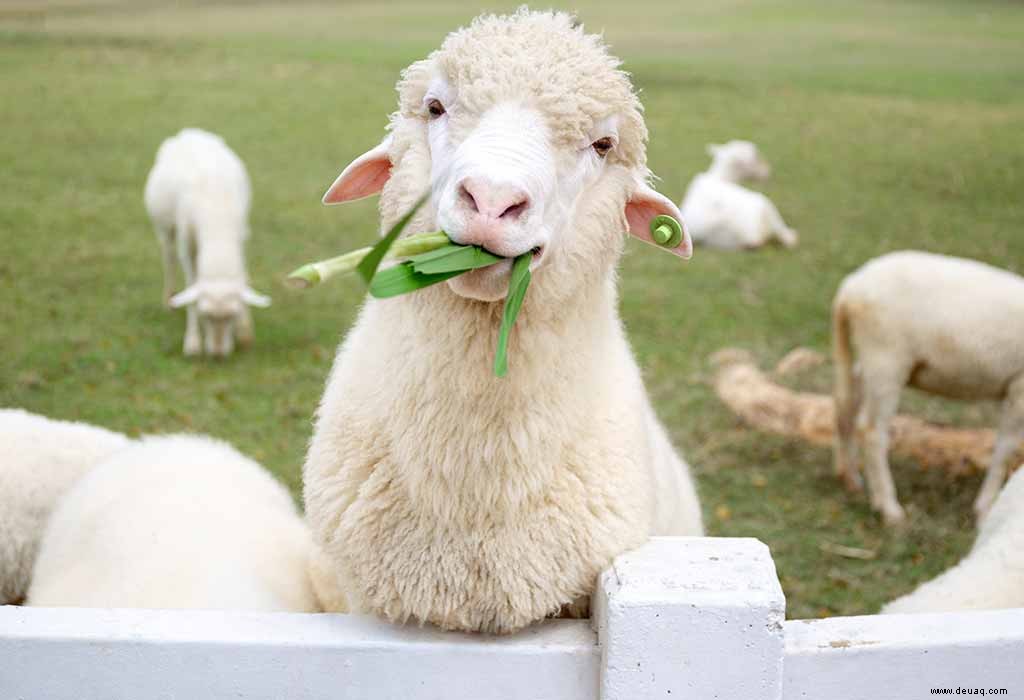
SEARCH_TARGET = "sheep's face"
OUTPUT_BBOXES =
[708,140,772,182]
[418,79,626,301]
[322,9,691,303]
[168,281,271,356]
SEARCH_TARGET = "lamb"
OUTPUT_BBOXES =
[882,464,1024,613]
[679,140,798,250]
[28,434,318,613]
[303,9,704,635]
[144,128,271,357]
[833,251,1024,525]
[0,408,132,604]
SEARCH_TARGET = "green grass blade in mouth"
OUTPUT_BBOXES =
[368,262,464,299]
[356,193,429,284]
[408,244,504,274]
[493,252,532,377]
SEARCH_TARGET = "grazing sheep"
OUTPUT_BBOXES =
[0,409,132,605]
[304,9,703,635]
[144,128,271,357]
[679,140,798,250]
[28,434,318,612]
[833,251,1024,525]
[883,464,1024,613]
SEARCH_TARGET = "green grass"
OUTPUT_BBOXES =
[2,0,1023,620]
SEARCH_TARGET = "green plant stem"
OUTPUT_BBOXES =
[287,231,450,288]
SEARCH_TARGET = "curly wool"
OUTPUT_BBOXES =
[304,9,702,634]
[0,409,132,604]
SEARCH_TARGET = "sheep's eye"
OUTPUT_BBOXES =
[592,137,614,157]
[427,99,446,119]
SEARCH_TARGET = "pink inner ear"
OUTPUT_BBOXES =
[323,157,392,204]
[624,186,693,259]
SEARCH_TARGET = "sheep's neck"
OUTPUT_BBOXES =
[387,274,622,519]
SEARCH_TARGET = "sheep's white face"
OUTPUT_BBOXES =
[168,280,271,356]
[708,140,772,182]
[423,78,617,301]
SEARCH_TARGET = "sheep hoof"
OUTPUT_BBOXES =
[881,504,907,527]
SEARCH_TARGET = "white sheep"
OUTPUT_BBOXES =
[303,9,703,635]
[883,464,1024,613]
[679,140,798,250]
[144,128,271,357]
[28,434,318,612]
[833,251,1024,525]
[0,408,132,604]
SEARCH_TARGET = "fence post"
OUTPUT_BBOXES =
[593,536,786,700]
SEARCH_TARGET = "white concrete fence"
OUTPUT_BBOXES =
[1,537,1021,699]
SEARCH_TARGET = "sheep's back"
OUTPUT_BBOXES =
[0,409,131,604]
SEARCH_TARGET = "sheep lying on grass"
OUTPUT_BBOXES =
[0,409,131,605]
[833,251,1024,525]
[680,140,798,250]
[883,464,1024,613]
[144,128,271,357]
[28,434,318,612]
[304,8,703,634]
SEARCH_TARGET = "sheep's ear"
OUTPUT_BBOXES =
[168,284,201,308]
[625,182,693,260]
[241,287,272,308]
[322,135,393,205]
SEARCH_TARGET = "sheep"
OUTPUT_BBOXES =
[679,140,798,250]
[303,8,704,635]
[833,251,1024,525]
[27,434,318,612]
[144,128,271,357]
[0,408,132,605]
[882,464,1024,613]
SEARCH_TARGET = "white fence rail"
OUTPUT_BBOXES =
[2,537,1021,699]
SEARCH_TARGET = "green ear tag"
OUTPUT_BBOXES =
[650,214,683,248]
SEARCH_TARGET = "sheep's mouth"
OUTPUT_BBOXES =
[479,245,543,261]
[446,246,543,302]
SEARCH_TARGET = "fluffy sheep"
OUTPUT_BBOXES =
[680,140,798,250]
[304,9,704,635]
[882,464,1024,613]
[28,434,318,612]
[0,408,132,604]
[144,128,271,357]
[833,251,1024,525]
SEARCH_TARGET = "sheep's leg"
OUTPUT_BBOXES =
[155,224,178,307]
[857,366,907,525]
[764,200,798,248]
[235,307,254,348]
[176,224,202,357]
[974,376,1024,518]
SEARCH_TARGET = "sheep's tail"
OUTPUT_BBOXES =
[832,297,861,491]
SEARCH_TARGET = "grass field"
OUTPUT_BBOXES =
[2,0,1023,620]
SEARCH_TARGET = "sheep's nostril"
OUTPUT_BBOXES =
[499,200,529,220]
[459,184,479,213]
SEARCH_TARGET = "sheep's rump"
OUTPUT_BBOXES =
[0,408,131,604]
[27,434,318,613]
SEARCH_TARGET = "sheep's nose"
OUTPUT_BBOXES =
[458,177,530,221]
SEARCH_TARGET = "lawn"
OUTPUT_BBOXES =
[2,0,1023,620]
